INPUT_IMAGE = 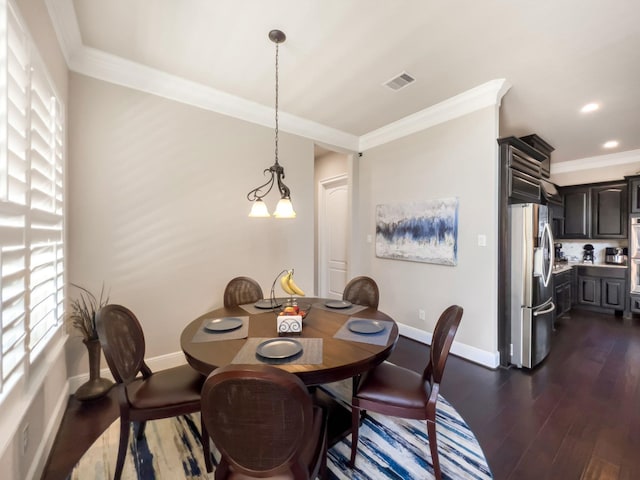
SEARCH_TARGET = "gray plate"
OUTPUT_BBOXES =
[348,319,385,335]
[205,317,243,332]
[256,338,303,359]
[255,299,283,309]
[325,300,352,309]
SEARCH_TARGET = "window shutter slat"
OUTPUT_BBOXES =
[1,0,65,391]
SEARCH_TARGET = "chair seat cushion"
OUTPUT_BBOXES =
[127,364,204,409]
[356,361,430,410]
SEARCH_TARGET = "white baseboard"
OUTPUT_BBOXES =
[398,322,500,369]
[69,332,499,396]
[68,351,189,393]
[28,381,70,480]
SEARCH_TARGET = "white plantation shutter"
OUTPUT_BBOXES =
[0,0,65,394]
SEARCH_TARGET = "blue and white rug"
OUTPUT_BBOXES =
[70,381,492,479]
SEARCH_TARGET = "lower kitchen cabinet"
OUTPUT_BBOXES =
[553,270,572,320]
[575,266,627,312]
[630,293,640,313]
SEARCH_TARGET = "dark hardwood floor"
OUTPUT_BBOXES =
[42,309,640,479]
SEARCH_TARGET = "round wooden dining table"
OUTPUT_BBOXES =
[180,297,399,386]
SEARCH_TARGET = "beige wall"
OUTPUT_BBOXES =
[15,0,68,98]
[357,107,500,363]
[66,72,316,375]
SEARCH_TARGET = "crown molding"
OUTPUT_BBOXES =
[359,79,511,151]
[551,148,640,174]
[66,45,361,151]
[43,0,506,153]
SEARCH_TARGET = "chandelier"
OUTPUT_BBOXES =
[247,29,296,218]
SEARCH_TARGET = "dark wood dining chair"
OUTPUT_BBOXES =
[223,276,263,307]
[342,276,379,309]
[201,364,328,480]
[95,304,213,479]
[349,305,463,480]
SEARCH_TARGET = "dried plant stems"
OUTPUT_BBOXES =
[67,283,110,341]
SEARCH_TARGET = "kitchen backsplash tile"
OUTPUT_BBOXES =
[557,239,628,264]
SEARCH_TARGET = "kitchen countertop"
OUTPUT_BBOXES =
[552,262,628,274]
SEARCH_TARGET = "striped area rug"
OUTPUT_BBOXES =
[70,381,492,479]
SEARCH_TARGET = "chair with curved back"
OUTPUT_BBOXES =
[342,276,379,309]
[201,364,328,480]
[95,304,213,479]
[223,276,263,307]
[349,305,464,480]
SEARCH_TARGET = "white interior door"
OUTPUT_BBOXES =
[318,176,348,299]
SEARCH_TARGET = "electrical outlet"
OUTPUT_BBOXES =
[22,423,29,455]
[418,309,426,321]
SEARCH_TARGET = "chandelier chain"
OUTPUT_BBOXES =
[274,41,279,165]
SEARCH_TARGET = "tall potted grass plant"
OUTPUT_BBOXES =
[67,284,114,401]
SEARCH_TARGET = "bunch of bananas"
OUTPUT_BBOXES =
[280,269,305,296]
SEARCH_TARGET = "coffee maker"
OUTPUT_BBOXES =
[583,244,595,264]
[554,243,567,263]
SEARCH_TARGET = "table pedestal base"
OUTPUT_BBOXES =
[313,387,353,446]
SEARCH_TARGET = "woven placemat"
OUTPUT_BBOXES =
[311,301,368,316]
[239,298,288,315]
[231,337,323,365]
[333,318,393,346]
[190,316,249,343]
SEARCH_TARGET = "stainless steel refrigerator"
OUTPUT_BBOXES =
[509,203,555,368]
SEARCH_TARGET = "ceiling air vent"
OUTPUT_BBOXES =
[383,72,416,91]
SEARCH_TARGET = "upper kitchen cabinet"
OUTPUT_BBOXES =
[519,134,554,179]
[557,181,627,239]
[591,183,627,238]
[498,135,552,204]
[559,186,590,238]
[627,175,640,213]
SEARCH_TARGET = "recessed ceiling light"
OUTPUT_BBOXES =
[580,103,599,113]
[603,140,619,149]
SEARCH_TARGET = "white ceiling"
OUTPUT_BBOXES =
[49,0,640,176]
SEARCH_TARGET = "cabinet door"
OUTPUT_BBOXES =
[630,179,640,214]
[548,203,564,239]
[630,293,640,313]
[591,184,627,238]
[562,188,590,238]
[508,169,541,203]
[560,283,572,315]
[553,282,563,315]
[601,278,625,309]
[578,275,600,306]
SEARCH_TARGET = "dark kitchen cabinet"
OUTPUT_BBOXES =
[629,177,640,213]
[549,203,564,239]
[575,266,627,312]
[508,168,541,203]
[577,275,600,306]
[558,181,627,239]
[560,186,590,238]
[519,134,553,179]
[602,278,626,309]
[630,293,640,313]
[591,183,627,238]
[553,269,572,321]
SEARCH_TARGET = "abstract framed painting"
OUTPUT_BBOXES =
[375,197,459,265]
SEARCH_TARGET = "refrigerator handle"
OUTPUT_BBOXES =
[534,300,555,316]
[541,222,554,288]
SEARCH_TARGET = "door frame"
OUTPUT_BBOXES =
[317,174,349,298]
